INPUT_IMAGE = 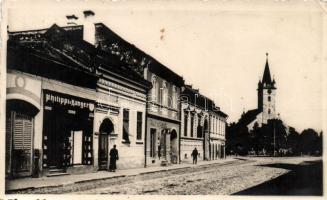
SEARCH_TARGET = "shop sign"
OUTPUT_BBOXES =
[44,90,95,112]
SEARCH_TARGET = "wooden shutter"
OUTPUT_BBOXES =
[13,113,32,151]
[12,112,33,173]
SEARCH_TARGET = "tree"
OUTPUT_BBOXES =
[247,119,287,156]
[249,122,262,155]
[226,122,250,156]
[299,129,319,155]
[286,127,301,155]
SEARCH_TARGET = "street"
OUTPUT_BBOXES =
[73,156,322,195]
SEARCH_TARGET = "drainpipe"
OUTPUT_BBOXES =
[144,110,148,168]
[178,89,181,164]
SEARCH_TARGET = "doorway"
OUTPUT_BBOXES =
[98,118,114,170]
[203,119,209,160]
[170,129,178,164]
[150,128,156,158]
[6,99,39,178]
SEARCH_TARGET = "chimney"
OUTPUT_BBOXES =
[66,14,78,25]
[83,10,96,45]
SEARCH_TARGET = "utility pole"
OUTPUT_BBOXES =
[273,120,276,156]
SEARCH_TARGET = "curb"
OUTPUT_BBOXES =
[6,159,238,194]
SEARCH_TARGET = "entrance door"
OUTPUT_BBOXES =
[98,132,108,170]
[7,111,33,177]
[170,129,178,164]
[73,131,83,164]
[98,118,114,170]
[46,108,69,169]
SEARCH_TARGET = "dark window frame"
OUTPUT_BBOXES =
[184,112,188,137]
[122,109,130,143]
[190,113,194,137]
[136,111,143,140]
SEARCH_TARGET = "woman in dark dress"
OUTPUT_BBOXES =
[109,145,119,172]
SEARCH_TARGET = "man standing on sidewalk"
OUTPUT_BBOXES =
[191,148,198,164]
[109,145,119,172]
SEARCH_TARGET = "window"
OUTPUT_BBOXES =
[197,117,202,138]
[184,113,188,136]
[136,112,143,140]
[268,96,271,102]
[212,116,217,134]
[218,119,221,135]
[268,109,271,114]
[123,109,130,143]
[222,122,225,136]
[172,86,177,109]
[162,81,168,106]
[190,113,194,137]
[215,118,219,135]
[159,88,163,105]
[151,75,157,102]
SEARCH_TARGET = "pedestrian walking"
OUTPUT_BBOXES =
[109,145,119,172]
[191,148,198,164]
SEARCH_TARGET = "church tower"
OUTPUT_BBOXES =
[257,53,276,123]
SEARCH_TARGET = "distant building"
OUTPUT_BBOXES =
[237,53,277,130]
[180,85,227,162]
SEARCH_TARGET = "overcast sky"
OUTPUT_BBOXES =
[6,0,325,132]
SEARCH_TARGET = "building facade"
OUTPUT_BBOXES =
[180,85,227,163]
[145,69,184,166]
[93,23,185,166]
[5,10,229,178]
[208,109,227,160]
[6,16,151,178]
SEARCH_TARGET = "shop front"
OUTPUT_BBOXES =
[42,90,95,174]
[146,117,179,166]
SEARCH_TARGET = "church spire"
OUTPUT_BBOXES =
[262,53,272,84]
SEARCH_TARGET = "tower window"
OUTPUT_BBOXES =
[268,96,271,102]
[268,109,271,114]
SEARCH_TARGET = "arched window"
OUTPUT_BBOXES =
[268,96,271,102]
[268,109,271,114]
[197,116,203,138]
[190,113,194,137]
[172,85,177,109]
[184,112,188,137]
[162,81,168,106]
[151,75,157,102]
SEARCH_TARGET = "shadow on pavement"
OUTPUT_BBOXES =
[233,160,323,196]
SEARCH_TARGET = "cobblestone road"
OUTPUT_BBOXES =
[74,157,320,195]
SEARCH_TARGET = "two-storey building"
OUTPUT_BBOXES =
[180,85,227,163]
[93,23,184,166]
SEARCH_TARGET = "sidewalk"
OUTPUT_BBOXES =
[6,157,235,193]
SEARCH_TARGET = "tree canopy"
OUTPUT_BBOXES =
[226,119,322,156]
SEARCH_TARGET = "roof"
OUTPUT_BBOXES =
[94,23,185,86]
[262,59,272,84]
[181,85,228,118]
[258,54,276,89]
[7,24,151,90]
[237,109,261,127]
